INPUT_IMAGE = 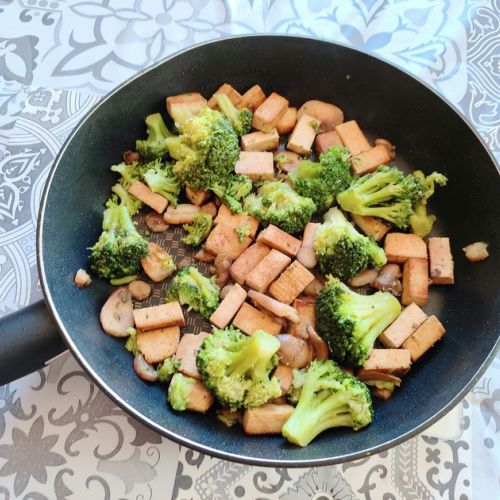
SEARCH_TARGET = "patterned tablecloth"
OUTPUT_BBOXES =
[0,1,499,499]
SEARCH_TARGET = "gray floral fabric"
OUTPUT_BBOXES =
[0,1,499,499]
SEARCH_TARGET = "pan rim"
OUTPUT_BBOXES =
[37,33,500,467]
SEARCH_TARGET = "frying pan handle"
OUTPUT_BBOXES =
[0,301,66,386]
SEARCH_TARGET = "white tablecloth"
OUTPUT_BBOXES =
[0,1,499,498]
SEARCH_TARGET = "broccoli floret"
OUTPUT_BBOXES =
[287,367,308,405]
[210,174,253,214]
[165,265,220,319]
[171,107,240,191]
[143,160,181,206]
[89,200,148,279]
[168,373,195,411]
[316,277,401,367]
[109,183,142,216]
[182,213,213,246]
[410,170,447,237]
[235,224,252,243]
[288,146,352,214]
[111,161,144,187]
[157,357,180,383]
[196,327,281,410]
[136,113,173,161]
[282,359,373,447]
[337,166,425,229]
[213,93,252,136]
[314,207,387,280]
[124,327,138,355]
[244,181,316,234]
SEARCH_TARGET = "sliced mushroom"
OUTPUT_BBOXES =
[128,280,151,301]
[133,353,158,382]
[200,201,218,218]
[302,277,325,297]
[74,269,92,288]
[124,150,141,165]
[463,241,489,262]
[144,211,169,233]
[214,253,233,287]
[348,268,379,288]
[374,138,396,160]
[357,370,402,385]
[247,290,300,323]
[276,334,313,368]
[305,324,329,360]
[297,100,344,133]
[220,284,234,300]
[373,264,402,295]
[100,287,134,337]
[371,387,393,400]
[194,248,215,263]
[163,204,201,224]
[296,246,317,269]
[177,257,193,270]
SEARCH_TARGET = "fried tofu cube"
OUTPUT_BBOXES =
[207,83,241,108]
[169,373,214,413]
[242,404,294,435]
[176,332,210,379]
[351,214,390,241]
[241,129,279,152]
[204,222,252,260]
[314,129,343,154]
[163,204,201,224]
[166,93,207,123]
[274,150,300,173]
[245,249,291,292]
[252,92,289,133]
[257,224,302,257]
[274,364,294,395]
[141,242,176,283]
[379,303,428,348]
[133,302,185,331]
[288,299,316,340]
[128,180,168,214]
[230,243,272,285]
[335,120,371,155]
[351,144,392,175]
[428,237,454,284]
[214,204,260,238]
[287,113,319,156]
[237,84,266,111]
[234,151,274,181]
[276,107,297,135]
[268,261,315,304]
[384,233,427,263]
[185,186,210,206]
[363,349,412,375]
[402,315,445,362]
[200,201,217,217]
[210,283,247,328]
[232,302,282,335]
[402,258,429,306]
[137,326,180,364]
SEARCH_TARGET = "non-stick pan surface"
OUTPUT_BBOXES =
[37,36,499,466]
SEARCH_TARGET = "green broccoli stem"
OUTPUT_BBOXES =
[110,275,137,286]
[283,391,355,447]
[214,93,238,127]
[164,136,183,160]
[146,113,173,141]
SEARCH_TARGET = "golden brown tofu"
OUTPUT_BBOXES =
[241,129,279,152]
[230,242,272,285]
[257,224,302,257]
[204,222,252,260]
[207,83,242,108]
[141,242,176,283]
[314,129,343,154]
[169,373,214,413]
[133,302,185,331]
[379,303,428,348]
[274,364,294,394]
[335,120,371,155]
[384,233,427,263]
[428,237,454,284]
[166,93,207,123]
[351,145,392,175]
[252,92,289,133]
[245,249,291,292]
[276,107,297,135]
[137,326,180,364]
[287,113,319,156]
[232,302,282,335]
[351,214,390,241]
[214,205,260,238]
[288,299,316,340]
[402,315,445,362]
[200,201,217,218]
[163,204,201,224]
[185,186,210,206]
[363,349,412,375]
[269,261,315,304]
[242,404,294,435]
[237,84,266,111]
[274,150,300,173]
[176,332,210,379]
[297,100,344,132]
[210,283,247,328]
[402,258,429,306]
[234,151,274,181]
[128,180,168,214]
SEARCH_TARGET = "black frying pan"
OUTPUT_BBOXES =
[1,36,499,466]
